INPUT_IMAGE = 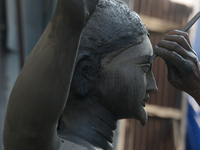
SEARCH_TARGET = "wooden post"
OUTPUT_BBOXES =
[16,0,25,69]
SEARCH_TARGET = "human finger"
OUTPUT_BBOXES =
[154,46,187,69]
[163,34,197,56]
[157,40,196,59]
[165,30,191,46]
[164,35,196,55]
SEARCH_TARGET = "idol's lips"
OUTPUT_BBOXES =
[142,95,150,107]
[144,95,150,102]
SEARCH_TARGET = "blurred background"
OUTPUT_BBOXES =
[0,0,200,150]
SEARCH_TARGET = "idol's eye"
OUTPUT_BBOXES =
[141,64,150,73]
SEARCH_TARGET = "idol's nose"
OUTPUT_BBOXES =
[146,71,158,94]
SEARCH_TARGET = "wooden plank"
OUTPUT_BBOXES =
[116,120,127,150]
[133,0,140,12]
[140,120,148,150]
[134,120,141,150]
[145,0,154,16]
[180,92,188,150]
[140,0,146,14]
[140,14,183,33]
[128,120,134,150]
[146,104,182,120]
[154,118,161,150]
[162,0,170,20]
[170,0,193,7]
[147,118,155,149]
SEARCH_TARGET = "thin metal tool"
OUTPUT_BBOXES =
[150,11,200,62]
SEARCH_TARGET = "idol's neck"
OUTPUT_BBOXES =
[57,96,117,150]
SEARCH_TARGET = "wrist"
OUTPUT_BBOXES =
[188,83,200,105]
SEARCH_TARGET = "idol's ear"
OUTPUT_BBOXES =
[71,57,100,97]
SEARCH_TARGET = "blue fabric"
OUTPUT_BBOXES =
[186,19,200,150]
[186,97,200,150]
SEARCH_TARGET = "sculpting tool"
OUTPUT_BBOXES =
[150,11,200,62]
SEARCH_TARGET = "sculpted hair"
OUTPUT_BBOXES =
[69,0,148,98]
[77,0,148,64]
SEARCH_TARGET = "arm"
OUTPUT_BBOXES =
[3,0,98,149]
[154,30,200,104]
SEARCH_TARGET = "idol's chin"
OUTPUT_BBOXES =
[139,107,148,126]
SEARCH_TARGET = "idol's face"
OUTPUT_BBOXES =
[95,35,158,125]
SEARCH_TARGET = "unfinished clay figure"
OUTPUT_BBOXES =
[3,0,200,150]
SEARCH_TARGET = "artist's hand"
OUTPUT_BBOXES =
[154,30,200,100]
[67,0,99,27]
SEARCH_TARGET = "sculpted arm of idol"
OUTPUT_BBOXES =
[154,30,200,104]
[3,0,98,150]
